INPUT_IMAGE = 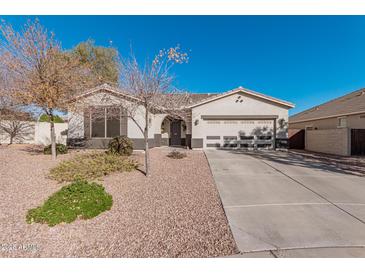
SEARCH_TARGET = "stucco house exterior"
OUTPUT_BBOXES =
[67,84,294,150]
[289,88,365,156]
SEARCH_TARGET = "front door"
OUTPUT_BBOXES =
[170,120,181,146]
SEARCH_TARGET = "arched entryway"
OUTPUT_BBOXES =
[161,116,188,147]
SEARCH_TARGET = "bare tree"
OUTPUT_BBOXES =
[0,18,94,159]
[119,46,190,176]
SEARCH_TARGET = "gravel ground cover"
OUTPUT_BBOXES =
[0,145,237,257]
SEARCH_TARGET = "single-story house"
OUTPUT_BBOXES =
[67,84,294,150]
[289,88,365,156]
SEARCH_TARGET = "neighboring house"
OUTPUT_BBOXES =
[67,84,294,149]
[289,88,365,156]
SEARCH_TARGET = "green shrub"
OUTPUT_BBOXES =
[26,179,113,226]
[39,114,64,123]
[108,136,133,156]
[167,150,187,159]
[49,152,138,182]
[43,143,68,155]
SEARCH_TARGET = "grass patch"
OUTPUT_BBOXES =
[26,179,113,226]
[49,152,138,183]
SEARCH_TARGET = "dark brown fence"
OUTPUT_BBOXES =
[288,129,305,149]
[351,129,365,156]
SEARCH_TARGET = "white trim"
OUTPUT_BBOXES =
[188,87,295,109]
[290,110,365,124]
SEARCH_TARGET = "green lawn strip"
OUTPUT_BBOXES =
[26,179,113,226]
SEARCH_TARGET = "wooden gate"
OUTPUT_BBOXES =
[351,129,365,156]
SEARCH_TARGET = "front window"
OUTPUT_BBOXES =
[106,108,121,137]
[91,107,121,138]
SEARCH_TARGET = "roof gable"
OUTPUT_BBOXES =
[188,87,295,109]
[69,84,140,103]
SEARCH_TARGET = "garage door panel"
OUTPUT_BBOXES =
[203,120,274,148]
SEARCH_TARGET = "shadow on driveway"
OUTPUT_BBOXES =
[223,149,365,177]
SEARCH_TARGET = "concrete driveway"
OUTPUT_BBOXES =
[205,149,365,257]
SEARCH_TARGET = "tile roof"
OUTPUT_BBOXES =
[71,84,218,105]
[290,88,365,123]
[71,84,294,109]
[188,93,218,104]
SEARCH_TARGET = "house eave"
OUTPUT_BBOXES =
[67,84,141,104]
[289,110,365,124]
[187,87,295,109]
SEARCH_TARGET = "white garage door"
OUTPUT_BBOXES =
[203,119,274,149]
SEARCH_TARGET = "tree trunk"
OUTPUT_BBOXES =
[144,105,150,176]
[49,111,57,160]
[9,135,13,145]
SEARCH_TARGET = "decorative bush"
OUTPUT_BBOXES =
[167,150,187,159]
[49,152,138,182]
[108,136,133,156]
[39,114,64,123]
[26,179,113,226]
[43,143,68,155]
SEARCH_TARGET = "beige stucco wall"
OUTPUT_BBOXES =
[347,113,365,128]
[191,91,290,148]
[151,113,168,137]
[0,121,36,144]
[127,104,155,139]
[68,111,84,139]
[305,128,350,156]
[35,122,68,145]
[290,113,365,130]
[0,121,67,145]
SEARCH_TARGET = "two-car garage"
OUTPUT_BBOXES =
[201,115,277,149]
[189,87,294,149]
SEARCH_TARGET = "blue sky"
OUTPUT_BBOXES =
[2,16,365,115]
